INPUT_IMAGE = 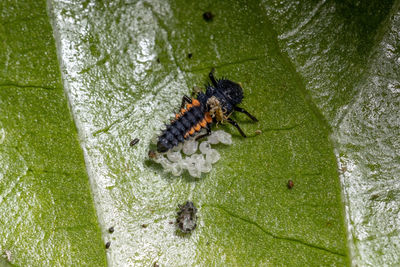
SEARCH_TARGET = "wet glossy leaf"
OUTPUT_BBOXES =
[266,1,400,265]
[48,0,350,265]
[2,0,399,266]
[0,1,106,266]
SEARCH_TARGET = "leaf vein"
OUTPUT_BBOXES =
[185,57,262,73]
[0,83,57,91]
[203,204,345,257]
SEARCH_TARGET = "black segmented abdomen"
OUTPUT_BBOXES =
[157,105,206,153]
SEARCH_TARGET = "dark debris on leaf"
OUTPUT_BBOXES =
[203,11,214,22]
[287,180,294,189]
[148,150,157,159]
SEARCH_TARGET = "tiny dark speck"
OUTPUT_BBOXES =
[148,150,157,159]
[108,226,114,233]
[105,241,111,249]
[287,180,294,189]
[153,262,159,267]
[141,224,148,228]
[187,53,193,59]
[370,194,379,200]
[130,138,139,147]
[203,11,214,22]
[156,58,160,63]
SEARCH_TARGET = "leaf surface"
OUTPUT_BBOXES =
[2,0,399,266]
[0,1,106,266]
[48,0,350,265]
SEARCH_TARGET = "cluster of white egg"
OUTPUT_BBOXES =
[152,130,232,177]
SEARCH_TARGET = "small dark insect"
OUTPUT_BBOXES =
[156,69,258,153]
[156,58,160,63]
[153,262,160,267]
[141,224,148,228]
[176,201,198,233]
[130,138,140,147]
[203,11,214,22]
[108,227,114,233]
[287,180,294,189]
[370,194,379,201]
[188,53,193,59]
[105,241,111,249]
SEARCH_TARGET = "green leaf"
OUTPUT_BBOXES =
[266,1,400,265]
[0,1,106,266]
[2,0,399,266]
[48,0,349,265]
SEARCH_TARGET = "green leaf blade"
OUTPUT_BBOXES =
[49,0,349,265]
[264,0,400,265]
[0,1,106,266]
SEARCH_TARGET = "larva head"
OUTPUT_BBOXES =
[216,79,244,106]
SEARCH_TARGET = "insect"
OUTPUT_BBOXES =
[129,138,139,147]
[176,201,198,233]
[156,70,258,153]
[203,11,214,22]
[287,180,294,189]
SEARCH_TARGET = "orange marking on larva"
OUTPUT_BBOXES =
[184,132,189,138]
[194,123,201,131]
[192,99,200,106]
[180,108,186,114]
[175,113,181,119]
[186,103,193,110]
[199,118,207,127]
[205,112,213,123]
[189,127,195,135]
